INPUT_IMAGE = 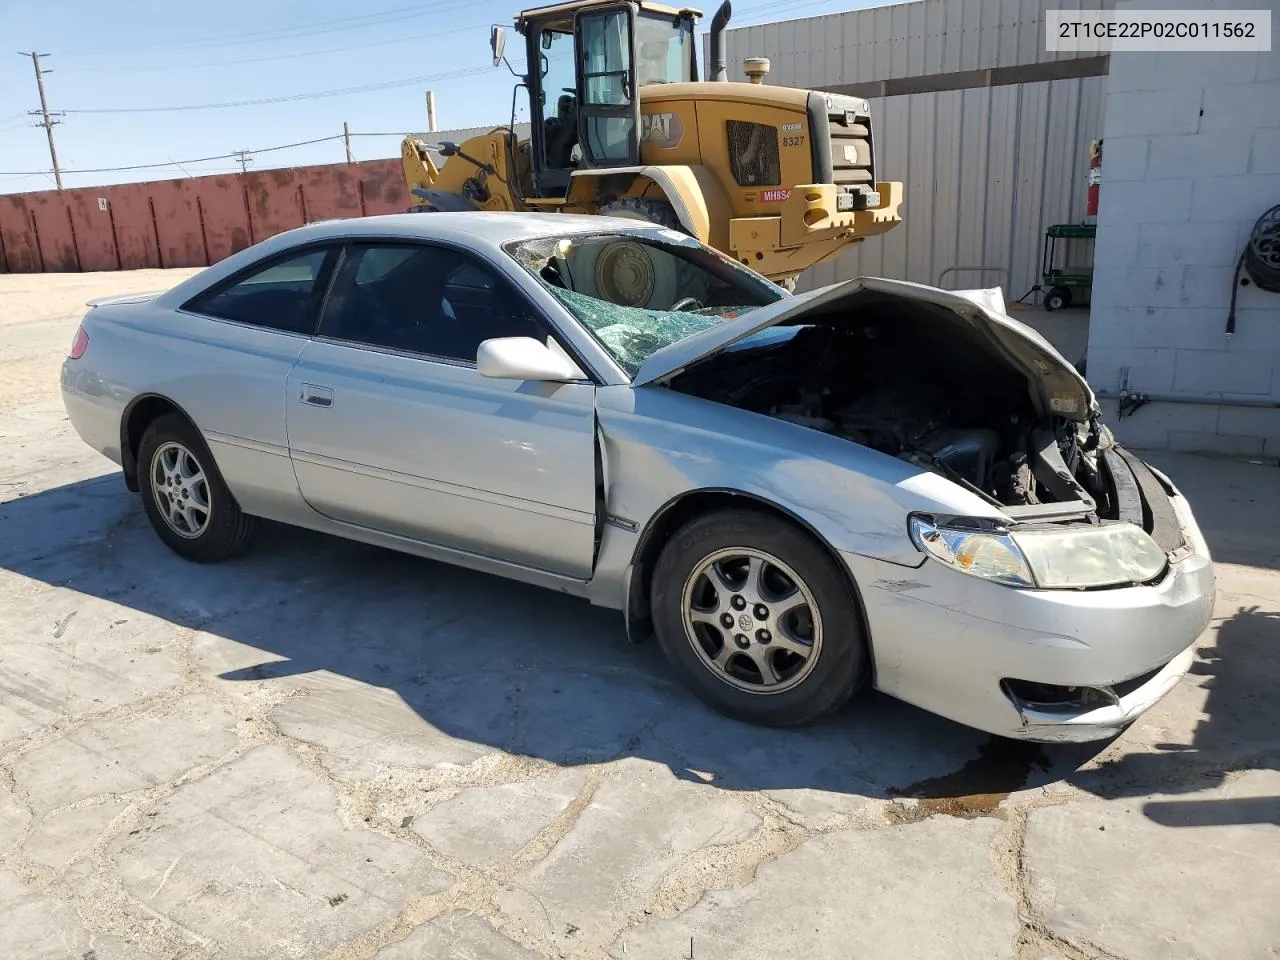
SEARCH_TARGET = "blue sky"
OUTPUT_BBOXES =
[0,0,886,194]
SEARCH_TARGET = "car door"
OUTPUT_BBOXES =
[175,244,340,519]
[284,241,598,579]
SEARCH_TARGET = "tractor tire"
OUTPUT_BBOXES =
[598,198,686,233]
[595,198,707,309]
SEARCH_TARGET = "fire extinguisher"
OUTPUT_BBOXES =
[1086,139,1102,217]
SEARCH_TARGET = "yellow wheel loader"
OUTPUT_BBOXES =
[400,0,903,289]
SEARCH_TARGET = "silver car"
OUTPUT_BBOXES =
[61,212,1214,741]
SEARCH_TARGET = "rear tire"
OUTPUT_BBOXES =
[650,509,868,726]
[137,413,256,563]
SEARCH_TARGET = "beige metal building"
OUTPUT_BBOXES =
[719,0,1112,296]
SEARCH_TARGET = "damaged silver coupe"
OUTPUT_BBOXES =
[62,212,1214,741]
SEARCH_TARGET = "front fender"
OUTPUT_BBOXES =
[595,385,1006,569]
[567,166,732,248]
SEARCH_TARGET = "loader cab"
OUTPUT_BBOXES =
[511,0,699,197]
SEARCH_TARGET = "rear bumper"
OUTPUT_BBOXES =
[843,489,1215,743]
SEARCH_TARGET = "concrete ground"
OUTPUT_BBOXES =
[2,268,1279,960]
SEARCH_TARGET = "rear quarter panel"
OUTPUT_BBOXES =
[65,302,309,517]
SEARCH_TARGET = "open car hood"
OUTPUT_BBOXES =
[632,277,1096,421]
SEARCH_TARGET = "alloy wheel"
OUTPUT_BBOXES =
[680,547,823,694]
[150,441,212,539]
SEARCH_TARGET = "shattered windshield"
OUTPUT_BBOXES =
[504,231,784,376]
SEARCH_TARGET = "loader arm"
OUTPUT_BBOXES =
[400,137,441,201]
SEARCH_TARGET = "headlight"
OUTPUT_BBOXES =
[909,516,1168,589]
[908,517,1034,587]
[1012,524,1167,588]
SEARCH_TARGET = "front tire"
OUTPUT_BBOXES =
[650,509,868,726]
[137,413,256,563]
[597,197,684,232]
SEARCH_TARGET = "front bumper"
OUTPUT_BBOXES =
[843,491,1215,743]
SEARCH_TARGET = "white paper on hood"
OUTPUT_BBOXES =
[951,287,1008,316]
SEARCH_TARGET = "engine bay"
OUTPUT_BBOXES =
[668,299,1114,517]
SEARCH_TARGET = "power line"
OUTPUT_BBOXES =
[0,131,407,176]
[60,0,471,56]
[57,66,488,115]
[58,21,493,74]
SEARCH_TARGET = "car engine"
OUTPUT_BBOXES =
[670,318,1108,512]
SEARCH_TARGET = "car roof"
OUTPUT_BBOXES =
[150,210,684,316]
[271,211,657,250]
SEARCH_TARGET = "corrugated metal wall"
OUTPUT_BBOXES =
[0,159,406,274]
[0,124,528,274]
[720,0,1111,87]
[799,76,1106,295]
[719,0,1110,294]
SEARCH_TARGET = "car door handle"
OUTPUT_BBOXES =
[300,383,333,407]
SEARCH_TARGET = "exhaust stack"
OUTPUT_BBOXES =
[709,1,732,82]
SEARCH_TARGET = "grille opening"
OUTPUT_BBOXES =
[1111,664,1168,699]
[727,120,780,187]
[830,130,874,184]
[1002,679,1117,714]
[828,105,874,187]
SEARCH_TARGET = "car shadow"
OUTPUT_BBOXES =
[1068,605,1280,826]
[1,472,1130,809]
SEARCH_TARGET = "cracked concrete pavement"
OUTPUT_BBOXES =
[2,268,1279,960]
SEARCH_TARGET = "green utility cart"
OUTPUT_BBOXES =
[1040,223,1095,311]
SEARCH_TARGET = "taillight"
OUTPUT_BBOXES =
[68,326,89,360]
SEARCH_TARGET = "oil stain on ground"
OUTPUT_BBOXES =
[887,737,1051,821]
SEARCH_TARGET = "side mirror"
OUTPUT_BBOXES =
[491,26,507,67]
[477,337,585,382]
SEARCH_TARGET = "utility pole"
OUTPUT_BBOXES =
[19,51,64,190]
[232,149,253,174]
[343,121,353,163]
[426,90,437,133]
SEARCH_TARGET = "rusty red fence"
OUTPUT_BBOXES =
[0,158,408,274]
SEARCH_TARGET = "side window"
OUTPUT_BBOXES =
[186,247,333,334]
[353,246,417,283]
[319,243,549,363]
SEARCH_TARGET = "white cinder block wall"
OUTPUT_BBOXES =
[1086,0,1280,457]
